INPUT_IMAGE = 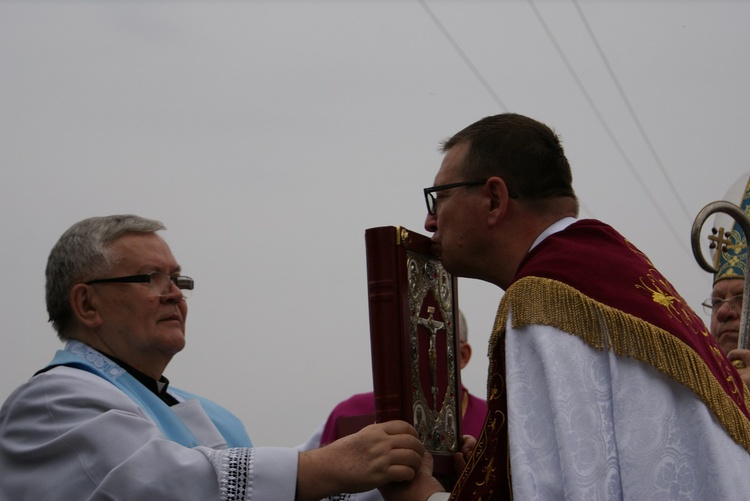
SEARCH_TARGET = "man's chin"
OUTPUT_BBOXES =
[439,256,460,277]
[719,335,739,355]
[160,330,187,353]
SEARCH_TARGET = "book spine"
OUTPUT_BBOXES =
[365,226,406,423]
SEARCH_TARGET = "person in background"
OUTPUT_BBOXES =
[701,171,750,387]
[0,214,425,501]
[302,310,488,501]
[382,113,750,501]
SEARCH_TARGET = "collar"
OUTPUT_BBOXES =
[529,217,577,252]
[104,354,178,406]
[64,341,179,406]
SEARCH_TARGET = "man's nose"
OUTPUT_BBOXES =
[425,212,437,233]
[716,299,740,321]
[160,281,185,303]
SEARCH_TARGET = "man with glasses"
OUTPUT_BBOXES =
[701,172,750,388]
[0,214,425,500]
[382,114,750,501]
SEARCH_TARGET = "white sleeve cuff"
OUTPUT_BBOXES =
[427,493,450,501]
[250,446,300,500]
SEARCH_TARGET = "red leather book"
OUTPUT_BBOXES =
[365,226,462,482]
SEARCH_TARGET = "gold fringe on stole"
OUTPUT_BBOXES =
[489,276,750,454]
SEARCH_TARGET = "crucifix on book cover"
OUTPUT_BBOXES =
[364,225,462,486]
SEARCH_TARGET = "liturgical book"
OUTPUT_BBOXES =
[365,225,462,480]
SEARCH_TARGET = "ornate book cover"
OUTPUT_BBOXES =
[365,225,462,481]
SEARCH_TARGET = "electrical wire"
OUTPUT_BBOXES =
[572,0,693,224]
[417,0,509,112]
[527,0,691,258]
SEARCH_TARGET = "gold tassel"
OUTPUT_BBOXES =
[489,276,750,453]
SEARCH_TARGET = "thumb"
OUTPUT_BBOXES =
[420,452,435,476]
[453,450,467,473]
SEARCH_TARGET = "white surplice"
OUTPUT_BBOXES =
[505,320,750,500]
[0,363,298,500]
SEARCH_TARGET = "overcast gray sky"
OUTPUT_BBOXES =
[1,0,749,447]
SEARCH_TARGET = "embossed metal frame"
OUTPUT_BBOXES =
[406,251,459,454]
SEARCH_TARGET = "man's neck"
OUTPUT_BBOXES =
[94,349,179,406]
[68,332,169,380]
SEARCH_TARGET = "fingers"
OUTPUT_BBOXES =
[453,450,467,473]
[460,434,477,458]
[301,420,429,496]
[336,421,425,485]
[389,432,425,456]
[453,435,477,474]
[375,419,420,438]
[358,421,425,459]
[378,429,426,482]
[379,453,445,501]
[728,349,750,389]
[728,348,750,365]
[419,451,435,476]
[383,455,423,482]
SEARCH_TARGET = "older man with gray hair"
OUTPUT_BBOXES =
[0,214,424,500]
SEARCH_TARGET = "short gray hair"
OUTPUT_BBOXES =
[458,309,468,343]
[46,215,165,338]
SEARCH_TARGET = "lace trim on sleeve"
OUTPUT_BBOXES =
[197,446,253,501]
[198,446,358,501]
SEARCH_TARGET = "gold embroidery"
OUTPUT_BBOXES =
[636,275,677,310]
[635,269,702,335]
[628,240,706,336]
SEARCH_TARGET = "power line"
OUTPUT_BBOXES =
[418,0,597,221]
[527,0,691,258]
[572,0,693,224]
[417,0,509,112]
[418,0,688,258]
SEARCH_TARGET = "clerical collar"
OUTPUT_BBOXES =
[104,353,179,406]
[529,217,577,252]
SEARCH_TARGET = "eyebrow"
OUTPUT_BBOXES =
[136,264,182,275]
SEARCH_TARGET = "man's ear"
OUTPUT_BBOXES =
[459,342,472,370]
[486,177,510,225]
[70,284,103,328]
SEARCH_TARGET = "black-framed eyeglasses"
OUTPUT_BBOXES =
[423,180,488,215]
[85,272,194,299]
[701,295,743,315]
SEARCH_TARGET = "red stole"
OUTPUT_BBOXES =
[449,219,750,500]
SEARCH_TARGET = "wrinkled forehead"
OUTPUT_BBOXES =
[712,277,745,297]
[108,232,179,270]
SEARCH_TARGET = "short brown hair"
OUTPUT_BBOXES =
[442,113,577,209]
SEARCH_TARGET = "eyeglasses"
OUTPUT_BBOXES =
[423,180,488,215]
[701,295,743,315]
[86,272,194,299]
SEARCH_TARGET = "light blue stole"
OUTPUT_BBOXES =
[43,341,253,448]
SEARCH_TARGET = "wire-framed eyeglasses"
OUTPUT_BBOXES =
[423,180,488,215]
[701,295,743,315]
[85,272,194,299]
